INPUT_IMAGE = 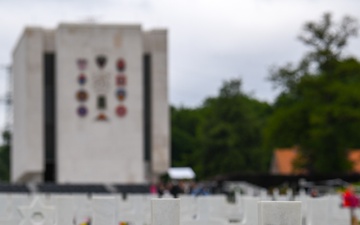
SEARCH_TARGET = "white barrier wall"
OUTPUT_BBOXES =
[0,193,356,225]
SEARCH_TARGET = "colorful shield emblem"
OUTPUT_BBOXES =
[119,222,131,225]
[97,95,106,109]
[77,90,88,102]
[116,59,126,71]
[78,74,86,85]
[77,58,87,70]
[116,105,127,117]
[116,88,126,101]
[96,113,108,121]
[77,106,87,117]
[96,55,107,69]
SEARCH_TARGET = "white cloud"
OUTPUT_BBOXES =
[0,0,360,109]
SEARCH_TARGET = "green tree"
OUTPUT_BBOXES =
[198,79,271,178]
[0,130,10,181]
[171,79,271,179]
[266,13,360,174]
[171,106,202,170]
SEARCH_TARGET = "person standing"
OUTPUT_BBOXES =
[342,185,359,225]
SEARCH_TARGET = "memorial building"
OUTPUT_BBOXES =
[11,23,170,183]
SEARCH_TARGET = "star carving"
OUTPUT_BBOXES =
[18,197,56,225]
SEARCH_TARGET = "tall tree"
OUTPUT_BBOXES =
[198,79,271,178]
[266,13,360,174]
[171,78,271,179]
[269,13,358,92]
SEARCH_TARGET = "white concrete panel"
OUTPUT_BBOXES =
[92,196,117,225]
[306,197,330,225]
[73,195,92,225]
[18,196,56,225]
[0,194,11,220]
[328,195,350,225]
[240,197,259,225]
[180,196,196,221]
[258,201,301,225]
[196,195,229,220]
[118,195,146,225]
[151,199,180,225]
[53,195,77,225]
[9,194,33,224]
[181,219,227,225]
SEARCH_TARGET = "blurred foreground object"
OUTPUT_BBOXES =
[342,185,359,225]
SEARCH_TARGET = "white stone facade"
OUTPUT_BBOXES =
[11,23,170,183]
[12,28,45,183]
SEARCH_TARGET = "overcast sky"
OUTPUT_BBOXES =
[0,0,360,134]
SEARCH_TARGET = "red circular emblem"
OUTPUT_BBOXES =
[116,105,127,117]
[117,59,126,71]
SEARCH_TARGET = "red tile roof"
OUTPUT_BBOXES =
[273,148,299,175]
[349,150,360,173]
[272,148,360,175]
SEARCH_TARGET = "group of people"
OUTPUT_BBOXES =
[150,181,211,198]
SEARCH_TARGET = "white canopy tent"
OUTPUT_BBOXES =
[167,167,196,180]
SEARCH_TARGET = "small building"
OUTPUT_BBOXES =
[270,148,360,175]
[270,148,303,175]
[12,23,170,183]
